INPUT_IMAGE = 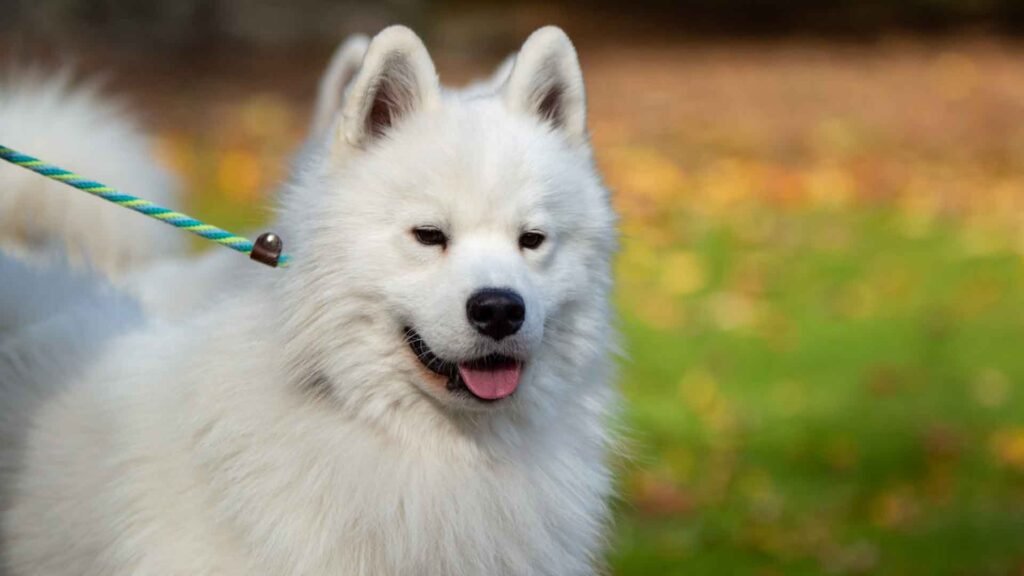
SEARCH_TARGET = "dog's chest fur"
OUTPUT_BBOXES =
[220,424,607,575]
[5,309,612,576]
[193,359,611,576]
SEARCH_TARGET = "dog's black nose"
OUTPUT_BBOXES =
[466,288,525,341]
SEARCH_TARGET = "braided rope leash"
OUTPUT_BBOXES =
[0,144,290,268]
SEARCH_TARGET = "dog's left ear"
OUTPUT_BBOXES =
[311,34,370,138]
[340,25,441,148]
[502,26,587,145]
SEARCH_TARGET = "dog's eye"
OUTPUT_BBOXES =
[519,231,546,250]
[412,227,448,248]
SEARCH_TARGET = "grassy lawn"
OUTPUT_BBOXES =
[591,42,1024,574]
[611,208,1024,575]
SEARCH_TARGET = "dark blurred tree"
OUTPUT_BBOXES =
[3,0,1024,50]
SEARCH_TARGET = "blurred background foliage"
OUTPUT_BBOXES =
[7,0,1024,43]
[3,0,1024,574]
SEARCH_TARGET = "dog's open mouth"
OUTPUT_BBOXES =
[404,327,522,402]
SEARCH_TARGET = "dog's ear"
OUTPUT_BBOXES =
[340,26,440,148]
[502,26,587,145]
[311,34,370,137]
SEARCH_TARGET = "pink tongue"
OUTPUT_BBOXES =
[457,363,522,400]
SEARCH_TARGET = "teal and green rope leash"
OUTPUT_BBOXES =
[0,144,289,268]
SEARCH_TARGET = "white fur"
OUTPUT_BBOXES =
[310,34,372,139]
[0,70,184,278]
[130,37,527,321]
[503,28,587,145]
[340,26,442,148]
[0,25,618,576]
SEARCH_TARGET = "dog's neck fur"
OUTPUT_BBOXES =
[168,286,615,575]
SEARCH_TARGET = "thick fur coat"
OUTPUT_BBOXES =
[0,26,619,576]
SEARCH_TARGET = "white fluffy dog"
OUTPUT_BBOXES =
[0,25,619,576]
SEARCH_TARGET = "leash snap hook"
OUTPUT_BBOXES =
[250,232,284,267]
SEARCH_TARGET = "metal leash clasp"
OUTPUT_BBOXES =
[250,232,284,267]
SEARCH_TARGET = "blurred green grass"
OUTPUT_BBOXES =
[154,40,1024,575]
[611,208,1024,575]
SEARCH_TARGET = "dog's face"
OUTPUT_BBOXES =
[281,26,615,420]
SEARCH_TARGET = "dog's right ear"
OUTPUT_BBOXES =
[311,34,370,137]
[502,27,587,145]
[339,26,440,148]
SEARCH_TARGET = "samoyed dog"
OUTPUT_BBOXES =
[0,24,619,576]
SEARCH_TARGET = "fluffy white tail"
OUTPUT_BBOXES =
[0,70,185,279]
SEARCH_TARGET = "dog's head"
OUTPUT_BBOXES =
[279,26,616,422]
